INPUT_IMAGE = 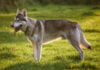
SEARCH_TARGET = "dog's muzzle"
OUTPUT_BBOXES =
[11,24,14,27]
[11,24,22,35]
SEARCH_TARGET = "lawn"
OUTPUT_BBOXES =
[0,5,100,70]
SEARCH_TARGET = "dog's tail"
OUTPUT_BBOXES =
[80,32,91,49]
[77,24,92,49]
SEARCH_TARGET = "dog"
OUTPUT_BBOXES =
[11,9,91,61]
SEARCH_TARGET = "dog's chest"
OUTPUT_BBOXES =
[27,34,39,42]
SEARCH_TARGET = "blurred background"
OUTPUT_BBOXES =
[0,0,100,13]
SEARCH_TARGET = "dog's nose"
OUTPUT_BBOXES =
[11,24,14,27]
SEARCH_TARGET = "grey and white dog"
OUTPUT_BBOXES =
[11,9,91,61]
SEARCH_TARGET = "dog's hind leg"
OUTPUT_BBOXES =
[32,42,42,61]
[67,29,84,61]
[68,38,84,60]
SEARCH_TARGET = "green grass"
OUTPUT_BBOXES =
[0,5,100,70]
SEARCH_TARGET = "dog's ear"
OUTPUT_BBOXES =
[22,9,27,16]
[16,9,20,15]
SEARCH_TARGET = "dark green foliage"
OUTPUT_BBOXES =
[35,0,100,5]
[0,0,100,13]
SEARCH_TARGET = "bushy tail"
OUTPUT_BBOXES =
[80,31,91,49]
[77,24,91,49]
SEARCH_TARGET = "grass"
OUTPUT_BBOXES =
[0,5,100,70]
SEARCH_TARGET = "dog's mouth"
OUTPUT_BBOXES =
[14,25,22,35]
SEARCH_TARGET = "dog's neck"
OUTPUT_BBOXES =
[21,17,37,36]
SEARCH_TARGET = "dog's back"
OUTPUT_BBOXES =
[44,20,77,32]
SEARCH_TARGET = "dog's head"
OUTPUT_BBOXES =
[11,9,27,35]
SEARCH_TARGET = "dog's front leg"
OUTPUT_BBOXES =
[36,42,42,61]
[32,42,42,61]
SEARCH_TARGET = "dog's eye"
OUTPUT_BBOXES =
[15,18,20,21]
[22,19,26,21]
[14,20,19,22]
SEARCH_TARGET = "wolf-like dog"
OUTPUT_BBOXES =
[11,9,91,61]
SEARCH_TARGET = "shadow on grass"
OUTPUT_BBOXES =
[91,6,100,10]
[4,60,97,70]
[81,11,95,16]
[54,55,80,62]
[67,55,80,62]
[0,31,27,44]
[0,53,16,60]
[84,29,100,33]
